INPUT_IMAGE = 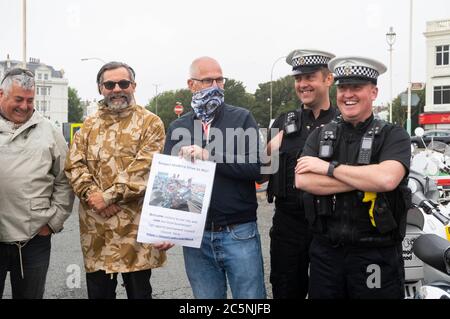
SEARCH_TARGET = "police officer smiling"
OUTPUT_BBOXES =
[264,49,338,299]
[295,56,411,299]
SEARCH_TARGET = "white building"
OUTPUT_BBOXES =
[83,100,98,118]
[421,19,450,129]
[0,57,68,128]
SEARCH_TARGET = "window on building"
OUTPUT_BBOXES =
[44,74,49,80]
[436,45,450,66]
[434,86,450,104]
[37,87,50,96]
[37,73,42,80]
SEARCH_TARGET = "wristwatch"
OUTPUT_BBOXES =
[327,161,340,177]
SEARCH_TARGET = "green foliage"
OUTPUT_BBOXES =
[146,89,192,130]
[392,88,425,131]
[329,85,337,108]
[147,79,257,129]
[223,79,255,113]
[252,76,337,127]
[254,76,295,127]
[68,87,84,123]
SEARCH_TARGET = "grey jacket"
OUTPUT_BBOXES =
[0,111,74,242]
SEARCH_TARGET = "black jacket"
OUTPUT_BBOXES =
[302,115,411,246]
[163,103,261,227]
[268,106,339,212]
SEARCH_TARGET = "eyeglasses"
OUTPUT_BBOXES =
[102,80,133,90]
[191,77,227,86]
[1,68,35,84]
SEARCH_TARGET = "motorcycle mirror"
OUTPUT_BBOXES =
[415,127,425,137]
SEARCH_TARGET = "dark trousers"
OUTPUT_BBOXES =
[86,269,152,299]
[309,237,405,299]
[0,235,51,299]
[270,207,312,299]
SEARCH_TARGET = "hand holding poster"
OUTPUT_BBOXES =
[137,154,216,248]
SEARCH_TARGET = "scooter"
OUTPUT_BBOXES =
[403,169,450,298]
[413,233,450,298]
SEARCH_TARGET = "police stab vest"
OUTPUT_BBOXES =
[303,117,411,246]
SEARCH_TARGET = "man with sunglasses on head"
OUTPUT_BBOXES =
[163,56,266,299]
[0,68,74,299]
[65,62,171,299]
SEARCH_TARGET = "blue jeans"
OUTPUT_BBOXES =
[183,221,266,299]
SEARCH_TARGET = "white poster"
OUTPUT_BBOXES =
[137,153,216,248]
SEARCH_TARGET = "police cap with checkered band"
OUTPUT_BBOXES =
[328,56,387,85]
[286,49,335,76]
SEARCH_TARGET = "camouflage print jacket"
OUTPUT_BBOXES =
[65,102,166,274]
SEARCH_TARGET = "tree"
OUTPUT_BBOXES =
[146,89,192,130]
[146,79,255,130]
[253,75,337,128]
[392,88,426,132]
[145,76,336,130]
[224,79,255,111]
[254,76,294,127]
[68,87,84,123]
[329,85,337,107]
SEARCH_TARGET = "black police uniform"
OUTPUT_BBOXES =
[301,114,411,299]
[267,105,339,299]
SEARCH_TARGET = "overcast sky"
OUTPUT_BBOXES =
[1,0,449,108]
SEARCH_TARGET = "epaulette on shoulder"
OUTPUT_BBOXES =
[367,119,389,136]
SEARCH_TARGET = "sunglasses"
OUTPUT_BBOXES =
[1,68,35,84]
[102,80,133,90]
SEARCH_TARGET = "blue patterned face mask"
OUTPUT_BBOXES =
[191,86,224,123]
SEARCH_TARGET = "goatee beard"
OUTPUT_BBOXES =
[105,93,134,110]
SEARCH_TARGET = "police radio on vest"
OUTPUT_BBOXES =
[284,112,300,135]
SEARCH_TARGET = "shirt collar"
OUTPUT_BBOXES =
[301,104,334,120]
[343,114,375,132]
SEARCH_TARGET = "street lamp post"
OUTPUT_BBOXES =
[153,84,160,116]
[42,80,46,119]
[386,26,396,123]
[22,0,27,68]
[270,56,287,124]
[80,57,106,64]
[407,0,414,135]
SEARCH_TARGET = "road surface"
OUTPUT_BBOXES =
[3,193,274,299]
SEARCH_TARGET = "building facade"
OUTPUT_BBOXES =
[0,57,68,128]
[421,19,450,129]
[83,99,98,118]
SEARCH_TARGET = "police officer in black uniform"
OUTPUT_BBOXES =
[265,49,338,299]
[295,56,411,299]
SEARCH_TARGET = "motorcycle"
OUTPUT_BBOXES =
[411,127,450,206]
[413,233,450,298]
[403,169,450,298]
